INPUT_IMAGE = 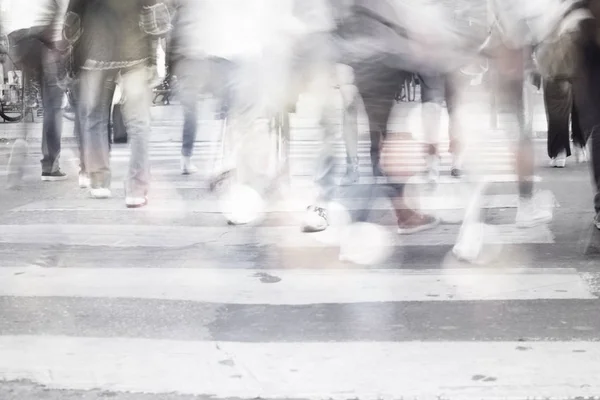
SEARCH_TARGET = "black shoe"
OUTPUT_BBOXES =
[372,163,385,177]
[41,170,68,182]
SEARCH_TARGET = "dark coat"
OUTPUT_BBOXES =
[66,0,164,70]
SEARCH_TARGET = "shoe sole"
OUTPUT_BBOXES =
[90,192,111,199]
[398,218,440,235]
[41,176,68,182]
[126,199,148,209]
[302,226,327,233]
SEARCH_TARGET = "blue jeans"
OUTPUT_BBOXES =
[78,65,151,197]
[175,57,233,158]
[8,28,64,173]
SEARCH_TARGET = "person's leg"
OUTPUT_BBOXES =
[445,71,468,176]
[119,65,152,206]
[570,87,589,163]
[79,68,114,195]
[356,66,439,234]
[503,65,552,227]
[6,31,41,187]
[340,91,359,184]
[175,58,205,171]
[68,79,88,186]
[543,79,571,165]
[573,60,600,224]
[336,63,360,184]
[300,35,340,232]
[40,46,66,180]
[418,73,445,182]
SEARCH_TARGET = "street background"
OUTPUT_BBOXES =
[1,87,600,399]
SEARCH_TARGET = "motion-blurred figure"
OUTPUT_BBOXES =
[65,0,171,207]
[570,0,600,229]
[2,0,68,187]
[543,78,586,167]
[168,0,235,175]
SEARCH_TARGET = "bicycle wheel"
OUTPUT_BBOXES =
[0,74,24,122]
[0,99,23,122]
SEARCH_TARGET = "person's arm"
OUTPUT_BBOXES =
[63,0,85,45]
[140,0,173,38]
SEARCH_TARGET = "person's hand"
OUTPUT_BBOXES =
[147,65,161,88]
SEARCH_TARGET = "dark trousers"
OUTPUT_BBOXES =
[573,47,600,213]
[543,78,585,158]
[8,28,63,173]
[353,64,409,170]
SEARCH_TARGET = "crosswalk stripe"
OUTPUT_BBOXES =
[0,224,555,247]
[0,132,579,399]
[0,267,593,302]
[0,336,598,398]
[0,170,543,184]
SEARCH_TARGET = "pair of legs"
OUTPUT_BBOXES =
[543,78,586,163]
[418,72,465,180]
[572,47,600,222]
[7,28,64,179]
[452,56,552,262]
[175,56,233,173]
[78,65,152,201]
[351,63,439,233]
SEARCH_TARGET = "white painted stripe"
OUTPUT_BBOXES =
[104,153,515,161]
[0,170,542,184]
[0,224,554,247]
[87,165,516,175]
[0,336,598,398]
[11,194,534,213]
[0,267,592,302]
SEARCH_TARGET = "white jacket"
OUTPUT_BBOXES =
[1,0,67,40]
[173,0,334,60]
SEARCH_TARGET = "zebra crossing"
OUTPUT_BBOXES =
[0,137,599,399]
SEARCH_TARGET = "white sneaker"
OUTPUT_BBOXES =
[181,156,199,175]
[452,222,485,263]
[427,155,440,183]
[90,188,112,199]
[79,173,90,189]
[301,206,328,233]
[125,196,148,208]
[549,151,567,168]
[515,197,552,228]
[574,146,588,163]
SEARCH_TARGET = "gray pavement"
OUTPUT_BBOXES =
[1,97,600,399]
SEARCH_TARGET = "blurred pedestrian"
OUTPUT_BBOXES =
[2,0,69,187]
[65,0,171,207]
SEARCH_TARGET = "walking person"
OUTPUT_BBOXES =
[168,0,235,176]
[543,78,587,167]
[419,72,465,183]
[2,0,69,187]
[65,0,171,207]
[570,0,600,228]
